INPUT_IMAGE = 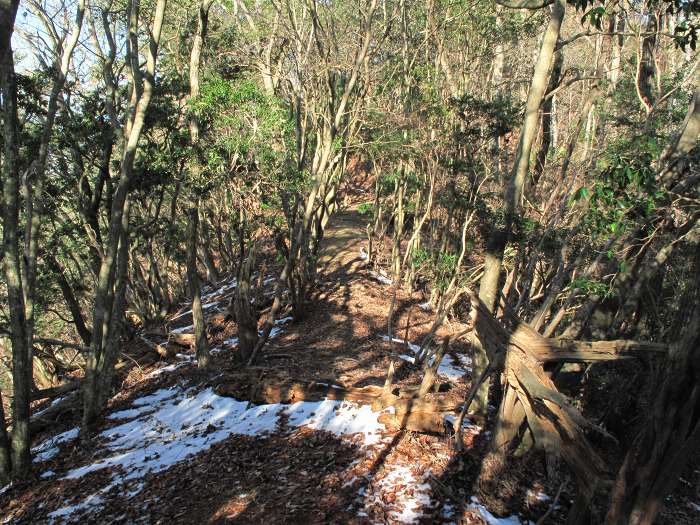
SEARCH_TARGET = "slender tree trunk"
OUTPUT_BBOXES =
[45,254,92,345]
[473,0,566,414]
[1,0,30,479]
[83,0,168,431]
[605,247,700,525]
[187,208,209,368]
[533,47,563,183]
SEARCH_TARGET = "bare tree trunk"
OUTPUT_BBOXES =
[187,208,210,368]
[1,0,29,480]
[45,254,92,345]
[233,243,259,363]
[474,0,566,414]
[533,47,563,183]
[605,247,700,525]
[83,0,168,431]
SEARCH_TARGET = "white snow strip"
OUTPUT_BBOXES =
[34,395,67,417]
[527,490,551,502]
[370,271,393,285]
[48,493,105,522]
[46,385,386,520]
[0,482,11,496]
[170,325,193,334]
[40,470,55,478]
[417,301,431,311]
[443,414,481,433]
[284,400,385,446]
[169,301,222,322]
[380,334,421,354]
[380,334,471,380]
[361,465,433,524]
[201,279,238,301]
[468,497,534,525]
[63,388,283,484]
[211,316,291,355]
[32,428,79,463]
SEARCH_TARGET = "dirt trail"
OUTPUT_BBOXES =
[1,206,539,525]
[317,206,368,273]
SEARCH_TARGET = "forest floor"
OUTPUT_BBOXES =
[0,194,606,524]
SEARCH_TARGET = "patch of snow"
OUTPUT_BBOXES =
[40,470,56,478]
[527,489,551,502]
[359,248,369,261]
[689,502,700,512]
[63,388,283,486]
[436,354,470,380]
[284,400,386,446]
[32,428,79,463]
[380,334,420,354]
[370,271,393,285]
[211,316,291,356]
[0,482,11,496]
[201,279,238,301]
[467,497,533,525]
[34,395,67,417]
[48,493,105,522]
[169,301,222,322]
[53,385,388,520]
[361,465,433,523]
[380,334,471,380]
[443,414,481,433]
[170,325,193,334]
[417,301,431,311]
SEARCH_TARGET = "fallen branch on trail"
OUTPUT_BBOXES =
[214,370,463,433]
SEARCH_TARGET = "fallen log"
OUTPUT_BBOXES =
[538,338,668,362]
[169,333,195,347]
[214,371,461,433]
[31,381,81,401]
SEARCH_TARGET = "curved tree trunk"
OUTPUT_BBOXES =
[605,246,700,525]
[474,0,566,414]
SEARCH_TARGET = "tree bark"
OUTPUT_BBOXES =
[187,208,209,368]
[83,0,168,431]
[474,0,566,414]
[605,246,700,525]
[1,0,30,480]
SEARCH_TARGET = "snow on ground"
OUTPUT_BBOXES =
[379,334,471,380]
[370,270,393,285]
[168,300,223,322]
[285,400,386,446]
[467,497,534,525]
[34,395,68,417]
[201,278,238,301]
[360,465,434,523]
[40,382,390,521]
[209,316,293,355]
[31,428,79,463]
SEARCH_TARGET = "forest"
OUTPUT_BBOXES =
[0,0,699,523]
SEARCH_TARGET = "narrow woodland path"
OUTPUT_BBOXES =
[317,206,368,271]
[0,207,552,525]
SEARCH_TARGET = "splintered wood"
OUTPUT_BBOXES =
[466,289,665,494]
